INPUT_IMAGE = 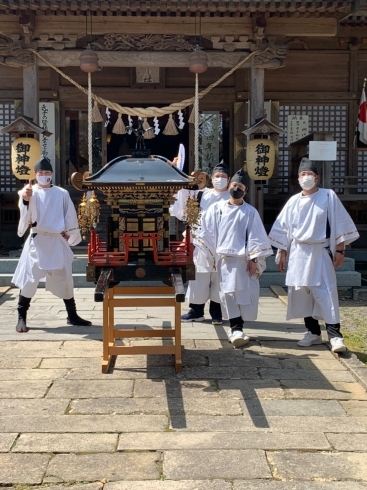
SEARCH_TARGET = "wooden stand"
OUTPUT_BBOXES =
[102,286,182,373]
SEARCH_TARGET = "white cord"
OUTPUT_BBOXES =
[194,73,199,171]
[88,72,93,174]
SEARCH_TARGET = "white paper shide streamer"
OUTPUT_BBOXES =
[178,110,185,130]
[105,108,111,127]
[153,117,160,135]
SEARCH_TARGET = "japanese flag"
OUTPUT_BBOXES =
[358,85,367,145]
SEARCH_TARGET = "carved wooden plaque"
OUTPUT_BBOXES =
[135,66,160,83]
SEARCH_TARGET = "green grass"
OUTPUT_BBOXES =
[339,301,367,366]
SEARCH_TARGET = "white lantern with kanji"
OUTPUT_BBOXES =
[11,137,41,180]
[246,139,275,180]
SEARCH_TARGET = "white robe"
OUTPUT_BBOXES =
[268,188,359,322]
[201,200,273,320]
[12,184,82,299]
[170,187,230,305]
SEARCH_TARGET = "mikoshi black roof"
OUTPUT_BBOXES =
[84,155,192,186]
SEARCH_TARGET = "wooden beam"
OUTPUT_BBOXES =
[339,26,367,39]
[23,63,39,124]
[266,17,337,37]
[0,15,21,35]
[32,16,253,37]
[58,87,236,106]
[0,90,57,99]
[30,15,339,38]
[237,92,359,101]
[36,50,252,68]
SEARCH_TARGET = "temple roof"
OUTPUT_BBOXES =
[0,1,354,17]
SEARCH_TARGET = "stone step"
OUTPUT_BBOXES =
[264,256,356,272]
[0,257,88,274]
[0,270,361,289]
[0,255,358,274]
[260,271,361,288]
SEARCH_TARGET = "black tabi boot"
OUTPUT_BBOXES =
[63,298,92,326]
[16,294,31,333]
[304,316,321,336]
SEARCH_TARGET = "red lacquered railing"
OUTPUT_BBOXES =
[88,228,193,267]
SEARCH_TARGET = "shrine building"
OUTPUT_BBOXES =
[0,0,366,250]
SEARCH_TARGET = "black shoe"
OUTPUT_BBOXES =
[211,318,223,325]
[66,315,92,327]
[16,294,31,333]
[64,298,92,326]
[181,309,205,322]
[16,317,29,333]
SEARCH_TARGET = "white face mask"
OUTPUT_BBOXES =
[212,177,228,190]
[299,175,316,191]
[37,175,52,186]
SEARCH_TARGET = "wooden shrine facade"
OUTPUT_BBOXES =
[0,0,367,248]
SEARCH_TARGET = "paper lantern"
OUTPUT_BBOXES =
[246,139,275,180]
[11,137,41,180]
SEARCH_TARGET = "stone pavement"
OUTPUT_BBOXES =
[0,286,367,488]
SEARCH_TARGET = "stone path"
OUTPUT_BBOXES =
[0,287,367,488]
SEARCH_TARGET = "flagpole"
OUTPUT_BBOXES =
[354,78,367,149]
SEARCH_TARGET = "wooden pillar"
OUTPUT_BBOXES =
[249,66,265,214]
[233,102,246,176]
[23,63,39,124]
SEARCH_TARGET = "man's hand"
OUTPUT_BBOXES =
[247,259,258,277]
[333,251,344,269]
[22,180,33,201]
[278,249,287,273]
[61,232,70,240]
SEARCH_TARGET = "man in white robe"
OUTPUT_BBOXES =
[201,169,273,347]
[12,156,91,332]
[170,162,231,324]
[268,157,359,352]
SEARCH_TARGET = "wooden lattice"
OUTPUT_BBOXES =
[0,103,16,192]
[357,152,367,194]
[277,103,348,194]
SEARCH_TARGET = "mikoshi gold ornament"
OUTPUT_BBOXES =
[183,192,201,233]
[11,137,41,180]
[246,139,275,181]
[184,190,217,269]
[77,191,100,240]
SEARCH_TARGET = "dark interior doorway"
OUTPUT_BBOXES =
[106,109,190,174]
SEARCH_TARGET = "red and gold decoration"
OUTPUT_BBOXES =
[77,191,101,240]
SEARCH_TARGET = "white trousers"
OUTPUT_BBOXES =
[220,276,260,322]
[186,271,221,304]
[21,263,74,300]
[287,281,340,324]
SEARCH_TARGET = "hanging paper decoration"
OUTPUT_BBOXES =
[142,117,154,139]
[153,116,160,135]
[112,113,126,135]
[163,114,179,136]
[92,101,103,123]
[178,110,185,130]
[105,107,111,127]
[127,115,133,134]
